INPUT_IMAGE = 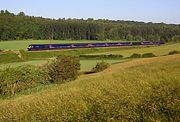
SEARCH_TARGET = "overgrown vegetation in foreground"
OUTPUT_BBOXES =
[0,55,179,121]
[0,55,80,96]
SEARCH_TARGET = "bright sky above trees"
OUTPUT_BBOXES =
[0,0,180,24]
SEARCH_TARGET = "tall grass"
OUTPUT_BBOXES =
[0,55,179,121]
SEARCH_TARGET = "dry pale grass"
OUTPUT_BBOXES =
[80,54,180,80]
[0,54,180,121]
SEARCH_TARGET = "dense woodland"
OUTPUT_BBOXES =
[0,10,180,42]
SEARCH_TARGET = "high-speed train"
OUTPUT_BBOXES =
[27,41,165,51]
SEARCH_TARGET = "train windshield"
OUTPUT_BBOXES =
[28,45,32,48]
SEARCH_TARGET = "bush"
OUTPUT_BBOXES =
[0,65,50,96]
[142,53,156,58]
[47,55,80,83]
[130,53,141,58]
[168,50,180,55]
[91,61,110,73]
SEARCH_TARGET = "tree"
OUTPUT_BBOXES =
[126,34,133,41]
[171,35,180,42]
[147,35,160,42]
[0,10,180,41]
[0,10,4,14]
[1,30,10,40]
[47,55,80,83]
[18,12,25,16]
[5,10,10,14]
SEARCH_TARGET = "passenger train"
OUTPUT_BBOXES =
[27,41,165,51]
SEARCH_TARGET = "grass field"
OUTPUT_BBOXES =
[80,59,130,71]
[0,53,22,64]
[0,54,179,121]
[87,43,180,57]
[0,59,128,71]
[0,40,111,50]
[0,41,179,71]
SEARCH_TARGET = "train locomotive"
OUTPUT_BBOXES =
[27,41,165,51]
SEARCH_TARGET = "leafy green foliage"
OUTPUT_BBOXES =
[168,50,180,55]
[91,61,110,73]
[80,54,123,59]
[142,53,156,58]
[0,10,180,41]
[130,53,142,58]
[47,55,80,83]
[0,65,49,96]
[19,48,126,60]
[171,35,180,42]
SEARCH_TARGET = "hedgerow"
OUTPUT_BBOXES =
[168,50,180,55]
[130,53,142,58]
[142,53,156,58]
[0,65,50,96]
[80,54,123,59]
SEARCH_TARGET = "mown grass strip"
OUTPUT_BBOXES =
[0,53,22,64]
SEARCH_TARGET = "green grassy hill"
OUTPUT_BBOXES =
[0,54,179,121]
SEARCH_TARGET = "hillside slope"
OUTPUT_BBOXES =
[0,55,180,121]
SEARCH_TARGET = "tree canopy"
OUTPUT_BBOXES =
[0,10,180,42]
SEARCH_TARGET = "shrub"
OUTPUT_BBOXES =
[105,54,123,59]
[0,65,50,96]
[130,53,141,58]
[47,55,80,83]
[168,50,180,55]
[91,61,110,73]
[142,53,156,58]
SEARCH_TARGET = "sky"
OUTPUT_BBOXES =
[0,0,180,24]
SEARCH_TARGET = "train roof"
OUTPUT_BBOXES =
[28,41,154,46]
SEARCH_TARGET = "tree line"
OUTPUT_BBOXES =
[0,10,180,42]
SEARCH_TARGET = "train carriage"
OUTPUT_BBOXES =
[27,41,165,51]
